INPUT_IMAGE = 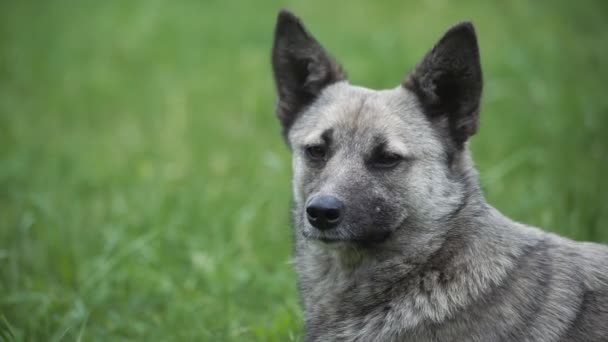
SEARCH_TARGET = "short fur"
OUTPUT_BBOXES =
[271,10,608,342]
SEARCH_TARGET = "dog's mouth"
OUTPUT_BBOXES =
[301,212,409,247]
[299,206,408,247]
[317,236,344,244]
[303,228,393,246]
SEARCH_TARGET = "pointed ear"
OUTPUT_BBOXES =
[272,10,346,135]
[403,22,482,148]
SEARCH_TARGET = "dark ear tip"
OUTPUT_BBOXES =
[454,21,475,31]
[445,21,477,40]
[276,9,301,26]
[275,9,307,39]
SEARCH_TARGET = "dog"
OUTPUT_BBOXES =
[271,9,608,342]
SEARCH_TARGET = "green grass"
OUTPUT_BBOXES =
[1,0,607,340]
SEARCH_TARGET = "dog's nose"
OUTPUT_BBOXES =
[306,196,344,230]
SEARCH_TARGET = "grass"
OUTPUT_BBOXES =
[1,0,607,340]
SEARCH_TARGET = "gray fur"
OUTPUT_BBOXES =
[271,10,608,342]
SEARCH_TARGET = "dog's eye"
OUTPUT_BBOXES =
[370,152,403,169]
[305,145,327,161]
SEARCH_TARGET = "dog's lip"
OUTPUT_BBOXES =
[302,230,343,243]
[303,230,392,245]
[317,236,343,243]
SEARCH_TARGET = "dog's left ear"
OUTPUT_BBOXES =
[272,10,346,136]
[404,22,482,148]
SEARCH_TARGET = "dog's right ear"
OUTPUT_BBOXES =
[272,10,346,136]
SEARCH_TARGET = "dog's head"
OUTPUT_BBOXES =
[272,10,482,248]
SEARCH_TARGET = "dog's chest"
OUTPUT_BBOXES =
[298,258,439,341]
[297,250,527,341]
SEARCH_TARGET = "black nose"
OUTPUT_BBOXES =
[306,196,344,230]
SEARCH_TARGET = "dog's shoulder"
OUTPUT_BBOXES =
[546,233,608,285]
[536,232,608,341]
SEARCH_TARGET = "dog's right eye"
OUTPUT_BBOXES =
[305,145,327,161]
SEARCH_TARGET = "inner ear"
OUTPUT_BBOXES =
[403,21,483,148]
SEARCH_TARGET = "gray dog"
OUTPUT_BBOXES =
[271,9,608,342]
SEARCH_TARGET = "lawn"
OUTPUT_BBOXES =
[1,0,607,340]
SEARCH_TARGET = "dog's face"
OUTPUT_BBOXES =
[272,10,482,247]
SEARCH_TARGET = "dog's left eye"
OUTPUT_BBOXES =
[369,152,403,169]
[305,145,327,161]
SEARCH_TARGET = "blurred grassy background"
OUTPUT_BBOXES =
[0,0,606,340]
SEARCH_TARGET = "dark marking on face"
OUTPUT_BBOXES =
[321,128,333,146]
